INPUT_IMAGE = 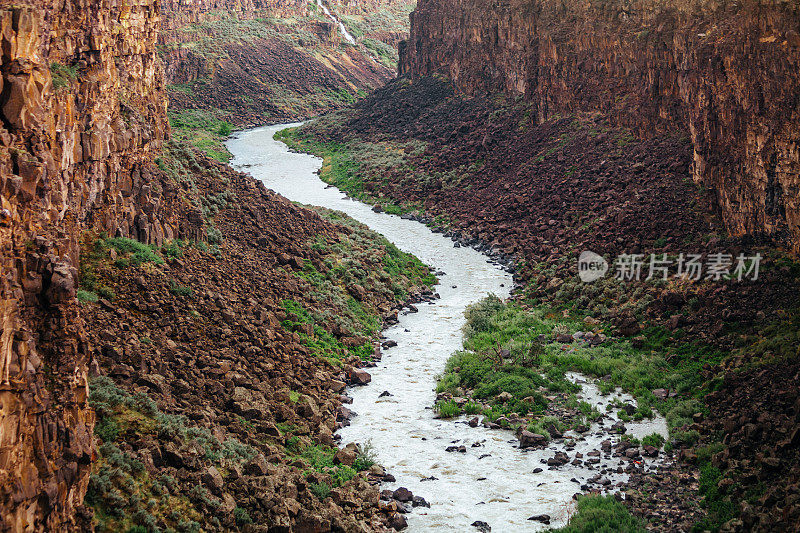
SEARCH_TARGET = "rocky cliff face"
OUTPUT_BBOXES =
[0,1,198,529]
[400,0,800,252]
[0,2,429,531]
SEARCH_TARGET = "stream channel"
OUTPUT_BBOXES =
[227,123,667,531]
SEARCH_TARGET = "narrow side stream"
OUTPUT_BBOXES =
[227,124,666,532]
[315,0,356,44]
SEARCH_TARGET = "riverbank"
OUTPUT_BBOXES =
[76,131,436,531]
[276,75,800,531]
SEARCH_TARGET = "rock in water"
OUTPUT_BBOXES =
[471,521,491,532]
[348,367,372,385]
[393,487,414,502]
[519,430,548,448]
[528,514,551,524]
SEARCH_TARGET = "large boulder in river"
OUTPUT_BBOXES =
[393,487,413,502]
[519,431,548,448]
[387,512,407,530]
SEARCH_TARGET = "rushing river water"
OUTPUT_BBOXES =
[227,124,667,531]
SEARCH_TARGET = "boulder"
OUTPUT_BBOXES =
[202,466,224,494]
[546,451,570,466]
[519,431,548,448]
[528,514,551,524]
[412,495,430,508]
[244,454,269,476]
[388,512,407,530]
[334,443,358,466]
[393,487,413,502]
[496,391,513,402]
[471,521,491,532]
[348,367,371,385]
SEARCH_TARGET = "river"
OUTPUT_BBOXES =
[227,123,667,531]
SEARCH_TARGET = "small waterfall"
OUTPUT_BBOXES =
[315,0,357,45]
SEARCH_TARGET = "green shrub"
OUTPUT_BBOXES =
[463,401,483,415]
[434,399,461,418]
[233,507,253,525]
[206,226,223,245]
[463,294,506,334]
[169,282,193,297]
[549,494,645,532]
[692,461,736,531]
[642,432,666,449]
[162,240,184,259]
[77,290,99,303]
[50,62,78,90]
[671,429,701,446]
[97,286,115,300]
[94,417,120,442]
[526,420,551,441]
[310,482,331,500]
[353,440,377,471]
[217,122,234,136]
[105,237,164,266]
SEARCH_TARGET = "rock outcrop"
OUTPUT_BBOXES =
[0,0,183,530]
[400,0,800,252]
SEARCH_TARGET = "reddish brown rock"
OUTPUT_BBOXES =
[400,0,800,252]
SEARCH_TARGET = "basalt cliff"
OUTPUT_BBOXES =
[400,0,800,252]
[1,2,169,529]
[0,1,427,531]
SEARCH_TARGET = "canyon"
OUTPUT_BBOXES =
[1,0,799,531]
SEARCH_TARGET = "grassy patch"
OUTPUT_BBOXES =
[50,62,78,90]
[549,494,645,532]
[106,237,164,267]
[169,110,234,162]
[434,399,462,418]
[691,442,736,532]
[437,295,715,442]
[168,281,193,298]
[276,125,428,215]
[87,376,255,531]
[77,289,99,304]
[280,206,435,362]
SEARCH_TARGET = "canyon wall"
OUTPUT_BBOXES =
[400,0,800,251]
[0,0,200,530]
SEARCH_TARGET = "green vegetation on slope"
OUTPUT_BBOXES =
[276,122,428,216]
[87,376,255,532]
[548,495,646,533]
[281,206,436,363]
[169,110,234,162]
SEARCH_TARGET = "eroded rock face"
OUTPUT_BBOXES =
[0,1,182,530]
[400,0,800,251]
